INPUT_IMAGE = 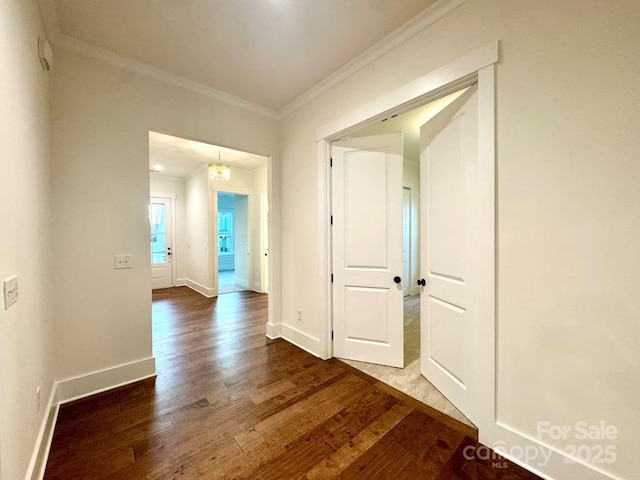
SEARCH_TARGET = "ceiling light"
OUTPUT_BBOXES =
[209,163,231,181]
[208,147,231,181]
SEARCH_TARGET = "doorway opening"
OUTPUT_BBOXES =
[319,42,498,441]
[334,88,474,427]
[216,192,250,294]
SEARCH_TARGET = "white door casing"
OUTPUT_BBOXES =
[150,196,173,289]
[332,133,404,368]
[403,187,411,297]
[419,86,481,425]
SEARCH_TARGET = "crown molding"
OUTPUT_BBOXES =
[55,35,279,118]
[277,0,469,119]
[37,0,467,121]
[37,0,277,119]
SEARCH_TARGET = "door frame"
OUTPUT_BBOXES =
[402,186,411,297]
[209,186,253,297]
[150,191,176,288]
[316,41,498,443]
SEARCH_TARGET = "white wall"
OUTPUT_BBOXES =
[278,1,640,478]
[150,174,187,283]
[0,1,54,478]
[183,167,212,293]
[51,47,279,384]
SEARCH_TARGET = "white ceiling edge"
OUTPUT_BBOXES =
[277,0,469,118]
[36,0,468,121]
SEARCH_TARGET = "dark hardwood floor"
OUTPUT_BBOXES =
[44,287,540,479]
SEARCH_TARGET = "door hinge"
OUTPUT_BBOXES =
[330,157,333,167]
[330,215,333,225]
[331,273,334,283]
[331,331,334,340]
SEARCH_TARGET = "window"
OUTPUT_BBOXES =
[150,202,167,263]
[218,210,233,255]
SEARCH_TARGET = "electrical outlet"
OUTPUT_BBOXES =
[114,254,132,269]
[36,387,41,413]
[297,308,303,321]
[3,275,18,310]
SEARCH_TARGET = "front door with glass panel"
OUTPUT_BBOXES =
[150,197,173,289]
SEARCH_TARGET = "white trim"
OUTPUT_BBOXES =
[265,322,281,340]
[279,324,322,358]
[315,41,498,141]
[279,0,470,118]
[317,140,332,360]
[55,357,157,404]
[23,358,157,480]
[185,278,216,298]
[150,191,176,199]
[474,64,497,443]
[175,277,187,286]
[24,386,59,480]
[493,423,623,480]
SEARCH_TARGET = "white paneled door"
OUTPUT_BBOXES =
[150,196,173,289]
[332,133,404,368]
[419,86,480,422]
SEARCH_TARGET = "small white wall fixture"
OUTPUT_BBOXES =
[316,41,498,444]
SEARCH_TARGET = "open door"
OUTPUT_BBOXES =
[419,86,480,423]
[332,133,404,368]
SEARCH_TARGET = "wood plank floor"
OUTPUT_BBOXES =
[44,287,540,479]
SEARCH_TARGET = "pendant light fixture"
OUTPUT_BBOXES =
[209,147,231,181]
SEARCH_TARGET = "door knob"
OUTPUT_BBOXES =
[417,278,425,286]
[393,276,401,284]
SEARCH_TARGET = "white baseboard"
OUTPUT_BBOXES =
[185,279,215,298]
[56,357,156,404]
[25,385,59,480]
[251,281,262,292]
[265,322,281,339]
[280,323,321,357]
[24,357,156,480]
[493,422,623,480]
[175,277,187,286]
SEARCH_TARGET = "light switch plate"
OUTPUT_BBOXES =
[3,275,18,310]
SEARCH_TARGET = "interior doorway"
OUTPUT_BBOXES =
[332,88,475,427]
[217,192,250,294]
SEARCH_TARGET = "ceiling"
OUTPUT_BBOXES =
[50,0,438,111]
[149,132,267,178]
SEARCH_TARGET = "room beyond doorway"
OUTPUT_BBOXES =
[217,192,250,294]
